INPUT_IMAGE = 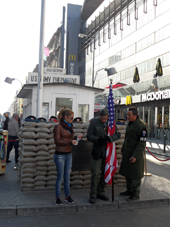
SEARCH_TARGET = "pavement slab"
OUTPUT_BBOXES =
[1,138,170,216]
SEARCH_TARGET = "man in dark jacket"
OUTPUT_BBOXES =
[6,113,19,163]
[119,107,147,201]
[87,108,121,204]
[3,112,10,130]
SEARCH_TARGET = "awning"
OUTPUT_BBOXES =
[94,109,101,112]
[105,82,127,89]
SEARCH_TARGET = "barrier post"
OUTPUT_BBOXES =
[144,148,152,176]
[163,134,166,153]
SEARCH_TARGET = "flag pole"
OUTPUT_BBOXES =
[109,78,115,202]
[37,0,46,118]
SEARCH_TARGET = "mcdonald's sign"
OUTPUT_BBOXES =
[69,54,76,61]
[126,95,132,105]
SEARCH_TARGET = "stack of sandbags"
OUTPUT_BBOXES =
[18,121,56,191]
[18,120,126,191]
[73,121,90,141]
[18,121,37,191]
[46,121,57,190]
[34,122,51,190]
[115,124,126,187]
[70,171,91,189]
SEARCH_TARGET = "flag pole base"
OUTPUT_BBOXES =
[144,172,152,176]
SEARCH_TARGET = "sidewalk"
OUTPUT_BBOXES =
[0,139,170,217]
[146,138,170,157]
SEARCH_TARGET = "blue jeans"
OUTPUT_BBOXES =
[54,153,72,198]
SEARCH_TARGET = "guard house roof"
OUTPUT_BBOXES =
[80,0,104,21]
[17,83,104,99]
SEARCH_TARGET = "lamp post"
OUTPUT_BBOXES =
[78,33,117,87]
[78,33,95,87]
[4,77,22,86]
[94,67,117,86]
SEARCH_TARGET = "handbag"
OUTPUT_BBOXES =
[92,146,103,160]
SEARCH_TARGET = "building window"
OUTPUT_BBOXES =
[109,52,121,66]
[42,103,49,120]
[55,98,72,116]
[78,104,89,122]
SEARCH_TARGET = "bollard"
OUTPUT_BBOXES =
[163,134,166,153]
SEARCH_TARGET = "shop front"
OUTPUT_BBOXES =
[115,90,170,141]
[94,75,170,141]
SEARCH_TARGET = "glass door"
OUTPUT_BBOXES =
[157,106,162,139]
[55,98,72,116]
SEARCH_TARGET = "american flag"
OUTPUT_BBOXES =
[104,84,118,185]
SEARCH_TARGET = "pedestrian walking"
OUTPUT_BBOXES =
[87,108,121,204]
[119,107,147,201]
[53,108,77,205]
[3,112,10,130]
[6,113,19,163]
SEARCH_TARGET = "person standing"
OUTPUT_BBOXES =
[119,107,147,201]
[6,113,19,163]
[53,108,77,205]
[3,112,10,130]
[87,108,121,204]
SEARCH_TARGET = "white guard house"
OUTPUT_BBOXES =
[17,68,104,121]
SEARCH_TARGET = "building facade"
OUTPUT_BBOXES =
[77,0,170,141]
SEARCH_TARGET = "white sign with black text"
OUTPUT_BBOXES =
[141,90,170,102]
[27,72,80,84]
[44,67,66,74]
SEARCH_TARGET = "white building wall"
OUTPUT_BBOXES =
[24,84,98,120]
[84,0,170,88]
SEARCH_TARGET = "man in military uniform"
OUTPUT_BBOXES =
[119,107,147,201]
[87,108,121,204]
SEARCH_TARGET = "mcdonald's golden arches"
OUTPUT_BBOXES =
[69,54,76,61]
[126,95,132,105]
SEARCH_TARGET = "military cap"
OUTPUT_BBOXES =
[99,108,109,116]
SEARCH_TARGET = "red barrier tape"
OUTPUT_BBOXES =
[146,147,170,162]
[8,139,19,142]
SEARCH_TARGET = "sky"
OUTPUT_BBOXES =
[0,0,112,116]
[0,0,84,115]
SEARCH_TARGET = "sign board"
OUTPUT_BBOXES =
[94,104,106,110]
[141,90,170,102]
[68,54,76,75]
[44,67,66,74]
[27,72,80,84]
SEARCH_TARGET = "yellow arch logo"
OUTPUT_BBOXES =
[126,95,132,105]
[69,54,76,61]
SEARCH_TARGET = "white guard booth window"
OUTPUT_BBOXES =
[78,104,89,122]
[42,103,49,120]
[55,98,73,116]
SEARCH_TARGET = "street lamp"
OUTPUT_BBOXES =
[4,77,22,86]
[78,33,95,87]
[78,33,88,39]
[94,67,117,87]
[78,33,117,87]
